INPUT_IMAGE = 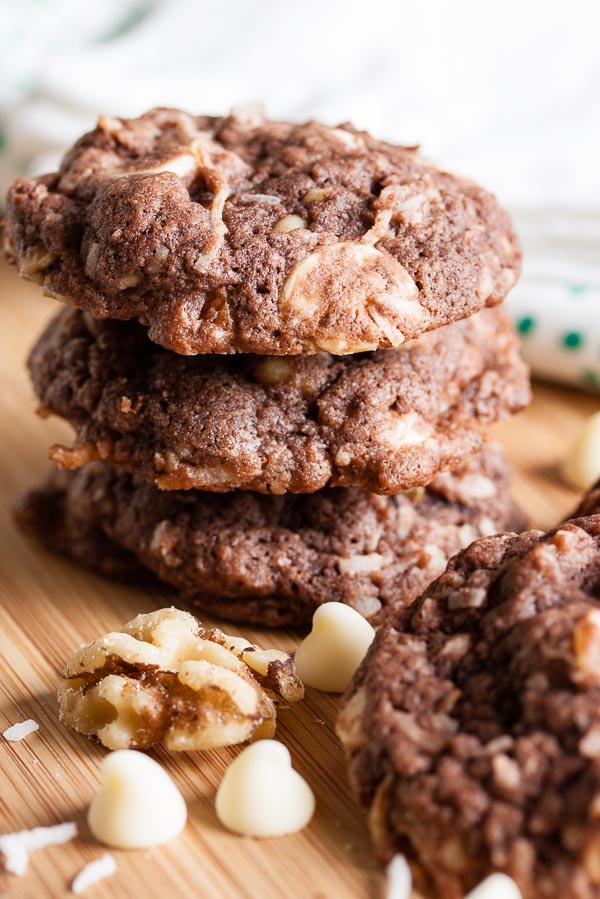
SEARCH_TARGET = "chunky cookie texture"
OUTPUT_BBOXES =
[14,445,523,628]
[338,507,600,899]
[6,108,520,356]
[30,306,530,495]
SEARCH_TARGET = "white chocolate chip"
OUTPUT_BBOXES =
[88,750,187,849]
[274,214,306,233]
[254,357,294,385]
[279,241,420,353]
[465,873,523,899]
[561,411,600,490]
[294,603,375,692]
[215,740,315,837]
[302,188,330,203]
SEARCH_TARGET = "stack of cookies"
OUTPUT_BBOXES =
[6,107,530,628]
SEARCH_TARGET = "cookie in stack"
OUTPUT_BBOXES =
[6,107,530,627]
[337,489,600,898]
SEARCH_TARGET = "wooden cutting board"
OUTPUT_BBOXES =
[0,256,597,899]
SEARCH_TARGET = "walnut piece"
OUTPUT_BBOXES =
[58,608,304,751]
[19,244,56,282]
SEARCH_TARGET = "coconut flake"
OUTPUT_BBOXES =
[338,553,384,575]
[385,854,412,899]
[0,822,77,875]
[238,192,281,205]
[3,720,39,742]
[71,854,117,894]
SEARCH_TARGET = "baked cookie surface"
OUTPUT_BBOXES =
[30,306,530,494]
[337,503,600,898]
[14,445,522,628]
[6,107,520,356]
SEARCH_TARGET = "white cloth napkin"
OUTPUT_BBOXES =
[1,0,599,389]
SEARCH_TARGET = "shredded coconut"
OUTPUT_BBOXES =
[385,854,412,899]
[0,822,77,875]
[338,553,384,575]
[3,719,39,742]
[71,854,117,894]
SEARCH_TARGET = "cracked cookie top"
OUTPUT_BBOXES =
[6,107,520,356]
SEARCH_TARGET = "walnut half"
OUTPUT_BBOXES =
[58,608,304,751]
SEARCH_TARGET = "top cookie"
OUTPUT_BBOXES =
[5,107,520,356]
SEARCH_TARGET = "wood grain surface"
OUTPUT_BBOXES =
[0,256,598,899]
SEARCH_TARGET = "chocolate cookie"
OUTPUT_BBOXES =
[6,107,520,356]
[338,507,600,898]
[14,445,523,628]
[30,306,530,495]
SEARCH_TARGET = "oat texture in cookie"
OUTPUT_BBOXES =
[16,445,525,628]
[6,107,520,355]
[338,507,600,899]
[29,306,530,494]
[58,608,303,750]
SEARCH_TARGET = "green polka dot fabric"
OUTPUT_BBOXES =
[508,271,600,392]
[506,206,600,392]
